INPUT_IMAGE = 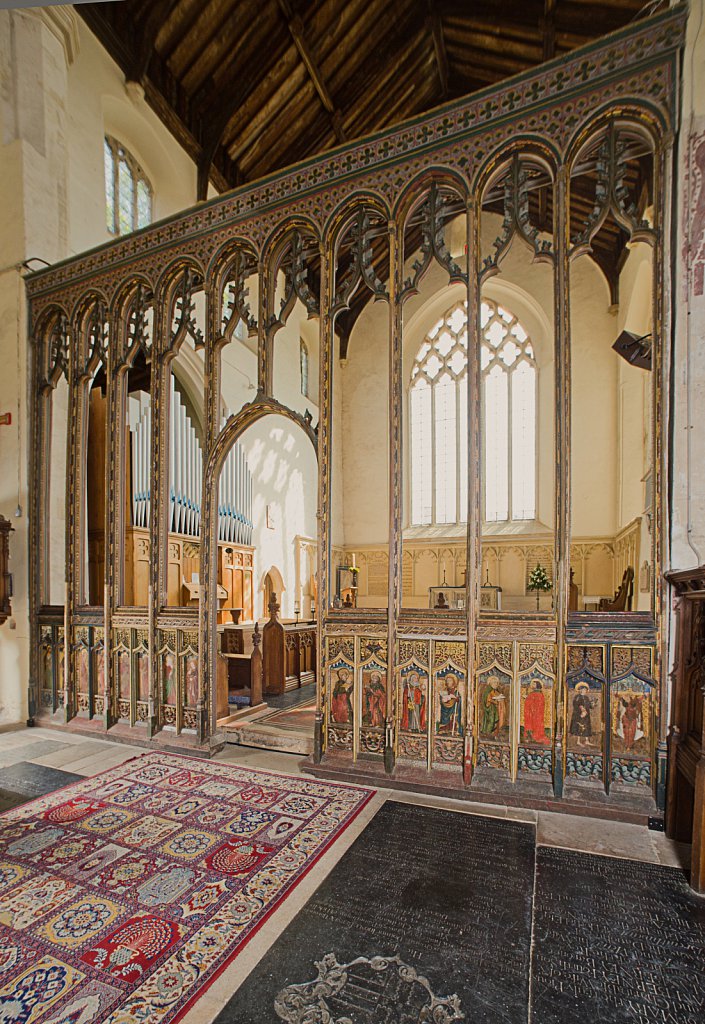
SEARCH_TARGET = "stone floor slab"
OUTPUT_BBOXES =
[216,801,536,1024]
[532,846,705,1024]
[0,761,83,798]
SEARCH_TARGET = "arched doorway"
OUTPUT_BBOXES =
[262,566,285,618]
[201,400,318,741]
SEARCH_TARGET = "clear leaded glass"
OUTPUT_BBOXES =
[104,136,153,237]
[409,299,536,526]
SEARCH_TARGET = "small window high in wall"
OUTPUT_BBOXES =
[104,136,153,236]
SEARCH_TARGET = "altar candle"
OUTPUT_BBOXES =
[351,552,356,568]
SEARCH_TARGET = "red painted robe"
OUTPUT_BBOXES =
[401,682,426,732]
[523,690,546,744]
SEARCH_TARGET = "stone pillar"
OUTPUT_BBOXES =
[667,0,705,814]
[0,6,79,726]
[671,0,705,572]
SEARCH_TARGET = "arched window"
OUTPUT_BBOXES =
[300,338,309,398]
[104,136,153,236]
[409,299,537,527]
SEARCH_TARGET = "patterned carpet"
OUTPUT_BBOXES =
[0,752,373,1024]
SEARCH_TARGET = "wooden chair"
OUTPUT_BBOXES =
[568,568,579,612]
[599,566,634,611]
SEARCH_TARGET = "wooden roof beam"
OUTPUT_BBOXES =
[426,0,449,98]
[276,0,347,144]
[226,56,305,162]
[335,12,422,136]
[159,0,211,68]
[542,0,557,61]
[195,33,293,198]
[127,0,184,84]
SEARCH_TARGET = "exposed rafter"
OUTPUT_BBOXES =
[276,0,347,143]
[542,0,557,61]
[78,0,650,202]
[426,0,449,98]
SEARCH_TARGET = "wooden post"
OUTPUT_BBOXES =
[262,591,285,695]
[251,621,263,708]
[664,566,705,893]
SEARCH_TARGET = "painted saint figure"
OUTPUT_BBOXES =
[617,694,645,751]
[119,651,131,700]
[437,674,463,736]
[363,671,385,728]
[401,672,427,733]
[523,680,547,744]
[185,655,199,708]
[138,652,149,702]
[78,647,89,695]
[480,675,506,737]
[569,681,595,747]
[96,648,105,694]
[331,667,353,724]
[43,645,53,691]
[163,653,176,706]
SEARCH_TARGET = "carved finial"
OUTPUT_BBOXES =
[252,621,261,649]
[268,592,280,621]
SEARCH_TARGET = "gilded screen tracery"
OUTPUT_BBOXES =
[25,9,683,818]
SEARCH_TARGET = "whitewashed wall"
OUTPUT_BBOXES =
[0,6,206,725]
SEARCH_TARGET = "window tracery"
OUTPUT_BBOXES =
[104,136,153,236]
[410,299,537,527]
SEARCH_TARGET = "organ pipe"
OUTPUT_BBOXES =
[127,388,252,545]
[128,392,150,528]
[217,412,253,546]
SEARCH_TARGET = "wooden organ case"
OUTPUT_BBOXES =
[102,377,255,619]
[665,566,705,892]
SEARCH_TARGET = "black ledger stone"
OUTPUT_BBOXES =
[0,761,83,802]
[532,845,705,1024]
[216,800,535,1024]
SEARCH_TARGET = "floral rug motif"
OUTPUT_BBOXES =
[0,752,373,1024]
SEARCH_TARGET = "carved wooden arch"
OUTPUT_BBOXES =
[154,252,208,300]
[472,136,560,195]
[394,169,469,305]
[564,101,667,171]
[473,140,559,283]
[393,166,469,222]
[155,254,206,360]
[207,236,259,346]
[111,276,155,372]
[35,304,71,391]
[571,133,656,255]
[323,190,390,249]
[72,291,110,381]
[32,304,72,613]
[200,396,318,739]
[207,235,260,282]
[566,103,668,635]
[260,216,322,398]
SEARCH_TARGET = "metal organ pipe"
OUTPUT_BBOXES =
[128,393,251,545]
[165,377,203,539]
[128,392,150,529]
[217,412,253,546]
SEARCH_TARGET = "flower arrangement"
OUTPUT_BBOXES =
[527,563,552,610]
